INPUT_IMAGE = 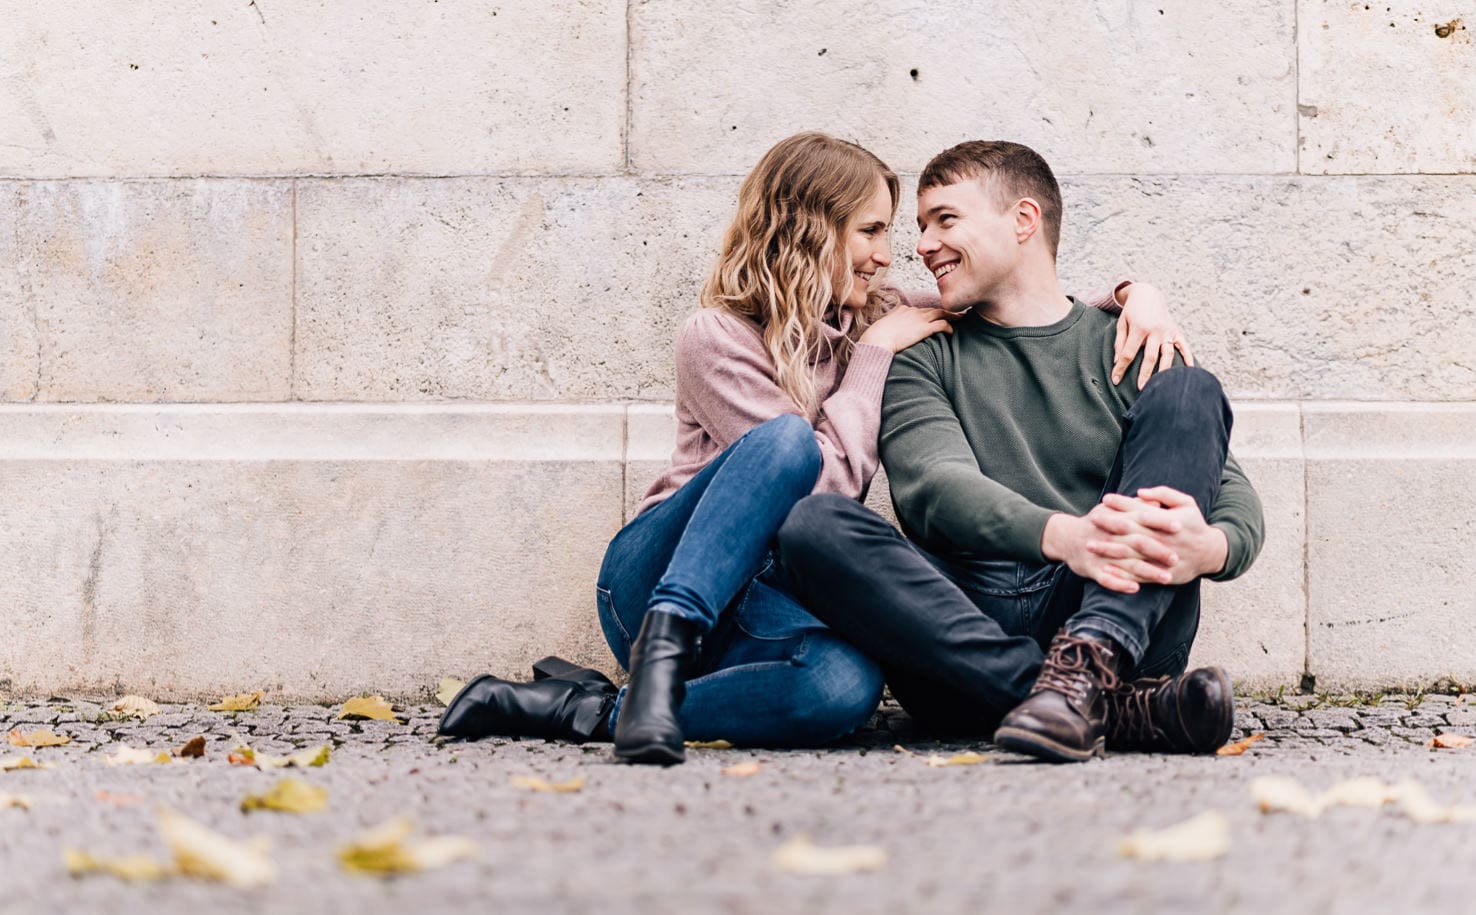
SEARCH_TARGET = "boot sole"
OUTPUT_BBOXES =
[612,740,685,766]
[994,726,1106,763]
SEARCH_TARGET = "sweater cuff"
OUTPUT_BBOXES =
[1011,505,1056,564]
[1206,522,1248,582]
[839,342,893,401]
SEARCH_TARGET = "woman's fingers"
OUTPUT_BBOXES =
[1111,322,1143,385]
[1176,335,1196,367]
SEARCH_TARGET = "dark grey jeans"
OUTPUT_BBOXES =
[776,366,1230,736]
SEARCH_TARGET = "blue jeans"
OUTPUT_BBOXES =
[596,414,884,746]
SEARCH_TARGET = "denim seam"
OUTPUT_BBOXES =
[598,585,632,649]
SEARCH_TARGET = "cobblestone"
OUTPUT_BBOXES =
[1,693,1473,915]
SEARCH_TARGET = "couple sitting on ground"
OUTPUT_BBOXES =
[440,133,1265,765]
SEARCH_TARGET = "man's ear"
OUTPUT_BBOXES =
[1014,197,1042,246]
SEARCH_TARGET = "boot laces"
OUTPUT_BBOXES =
[1109,677,1172,747]
[1033,634,1120,703]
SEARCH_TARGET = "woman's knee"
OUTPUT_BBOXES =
[788,636,884,740]
[746,413,821,481]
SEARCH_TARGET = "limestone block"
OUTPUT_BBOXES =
[1299,2,1476,173]
[0,184,40,399]
[294,177,740,402]
[1190,405,1306,690]
[1048,176,1476,402]
[0,1,624,176]
[631,0,1295,174]
[12,180,292,402]
[627,404,679,520]
[0,405,625,699]
[1305,404,1476,690]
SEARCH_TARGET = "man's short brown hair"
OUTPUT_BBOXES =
[919,141,1063,258]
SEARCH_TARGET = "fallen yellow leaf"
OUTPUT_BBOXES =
[7,728,70,748]
[63,848,171,882]
[1118,811,1231,861]
[108,696,161,720]
[241,777,328,814]
[1428,733,1474,749]
[684,739,733,750]
[157,808,275,888]
[722,761,763,777]
[0,755,47,771]
[338,817,478,876]
[254,745,331,770]
[510,775,585,793]
[338,696,398,721]
[1216,733,1265,756]
[209,691,264,713]
[174,736,206,759]
[1389,781,1476,824]
[923,752,990,767]
[1250,776,1476,824]
[436,678,466,707]
[1250,776,1325,818]
[105,745,175,767]
[0,794,30,810]
[772,835,887,876]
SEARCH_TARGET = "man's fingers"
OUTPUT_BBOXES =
[1109,558,1174,586]
[1136,486,1193,509]
[1100,493,1149,512]
[1087,510,1134,536]
[1124,534,1178,566]
[1132,506,1183,535]
[1095,565,1140,594]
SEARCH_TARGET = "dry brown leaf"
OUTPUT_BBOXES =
[95,790,143,807]
[1216,733,1265,756]
[1118,811,1230,861]
[435,678,465,707]
[337,817,478,876]
[772,835,887,876]
[0,755,47,772]
[722,761,763,777]
[684,739,733,750]
[108,696,161,720]
[892,745,916,755]
[173,736,207,759]
[510,775,585,793]
[1428,733,1474,749]
[227,751,255,766]
[923,752,990,768]
[105,745,175,767]
[63,848,171,882]
[209,691,264,713]
[7,728,71,748]
[241,777,328,814]
[157,808,275,887]
[0,794,30,810]
[338,696,398,721]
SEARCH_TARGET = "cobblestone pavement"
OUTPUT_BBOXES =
[2,691,1475,915]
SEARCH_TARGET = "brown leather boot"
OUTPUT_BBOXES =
[993,630,1123,762]
[1105,667,1235,754]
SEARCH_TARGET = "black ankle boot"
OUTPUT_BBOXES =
[437,674,615,742]
[612,611,700,766]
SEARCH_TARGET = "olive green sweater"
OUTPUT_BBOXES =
[880,300,1263,582]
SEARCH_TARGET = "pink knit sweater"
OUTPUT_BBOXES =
[635,285,1120,516]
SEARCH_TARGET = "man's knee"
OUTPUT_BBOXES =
[776,493,869,570]
[1135,366,1230,428]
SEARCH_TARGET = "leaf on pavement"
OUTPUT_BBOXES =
[338,817,478,876]
[108,696,161,720]
[436,678,465,707]
[1250,776,1325,817]
[1216,733,1265,756]
[105,745,175,766]
[0,755,48,771]
[338,696,398,721]
[95,790,143,807]
[0,794,30,810]
[1388,781,1476,824]
[157,808,276,887]
[173,736,207,759]
[722,761,763,777]
[7,728,71,748]
[684,740,733,750]
[510,775,585,793]
[772,835,887,876]
[63,848,171,882]
[923,752,990,767]
[1251,775,1476,823]
[1428,733,1474,749]
[1118,811,1231,861]
[227,749,255,766]
[209,691,264,713]
[240,777,328,814]
[256,745,331,769]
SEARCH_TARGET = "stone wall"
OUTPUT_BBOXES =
[0,1,1471,697]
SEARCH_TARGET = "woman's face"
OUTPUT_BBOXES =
[833,176,894,309]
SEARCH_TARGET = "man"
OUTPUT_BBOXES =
[776,140,1264,762]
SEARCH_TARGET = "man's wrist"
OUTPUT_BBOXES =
[1041,512,1078,562]
[1197,525,1229,577]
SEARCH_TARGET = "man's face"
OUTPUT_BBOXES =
[915,178,1019,312]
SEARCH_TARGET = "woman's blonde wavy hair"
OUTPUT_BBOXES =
[701,132,899,413]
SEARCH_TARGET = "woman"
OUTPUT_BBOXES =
[439,133,1191,764]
